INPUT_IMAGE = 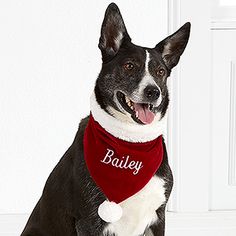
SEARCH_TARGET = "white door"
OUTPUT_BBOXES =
[211,1,236,210]
[166,0,236,235]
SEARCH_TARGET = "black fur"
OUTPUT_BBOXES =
[21,3,190,236]
[21,117,173,236]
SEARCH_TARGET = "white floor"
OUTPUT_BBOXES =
[2,211,236,236]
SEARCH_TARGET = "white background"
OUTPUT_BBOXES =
[0,0,167,215]
[1,0,236,235]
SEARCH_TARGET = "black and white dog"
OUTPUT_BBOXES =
[21,3,190,236]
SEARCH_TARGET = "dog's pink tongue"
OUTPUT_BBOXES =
[133,103,155,124]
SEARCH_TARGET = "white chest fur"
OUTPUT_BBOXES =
[102,176,166,236]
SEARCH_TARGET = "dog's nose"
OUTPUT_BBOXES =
[144,85,160,101]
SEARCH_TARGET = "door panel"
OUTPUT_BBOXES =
[211,29,236,210]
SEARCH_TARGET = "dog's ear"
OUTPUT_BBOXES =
[99,3,131,62]
[155,22,191,70]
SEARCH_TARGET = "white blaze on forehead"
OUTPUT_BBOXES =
[130,50,162,108]
[137,50,158,93]
[145,50,151,72]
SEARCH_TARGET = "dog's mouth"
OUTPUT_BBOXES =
[116,91,156,125]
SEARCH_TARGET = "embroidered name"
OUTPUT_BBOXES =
[100,148,143,175]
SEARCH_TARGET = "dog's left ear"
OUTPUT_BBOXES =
[99,3,131,62]
[155,22,191,70]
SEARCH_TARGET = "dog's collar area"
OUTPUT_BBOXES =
[90,92,167,143]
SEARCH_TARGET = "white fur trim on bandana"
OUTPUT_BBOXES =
[90,92,167,143]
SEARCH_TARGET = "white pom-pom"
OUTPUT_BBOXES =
[98,200,123,223]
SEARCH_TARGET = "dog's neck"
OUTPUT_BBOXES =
[90,92,167,143]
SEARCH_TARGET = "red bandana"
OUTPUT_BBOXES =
[83,115,163,203]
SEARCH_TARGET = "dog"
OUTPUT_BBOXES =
[21,3,190,236]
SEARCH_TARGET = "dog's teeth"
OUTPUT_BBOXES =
[125,96,130,103]
[124,95,134,110]
[136,111,139,118]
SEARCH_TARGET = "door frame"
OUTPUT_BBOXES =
[167,0,211,213]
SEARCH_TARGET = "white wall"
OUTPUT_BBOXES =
[0,0,168,214]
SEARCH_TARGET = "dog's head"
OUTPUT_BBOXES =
[94,3,190,125]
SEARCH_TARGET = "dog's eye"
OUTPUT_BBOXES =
[124,62,134,71]
[157,68,165,76]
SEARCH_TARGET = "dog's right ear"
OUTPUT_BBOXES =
[99,3,131,62]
